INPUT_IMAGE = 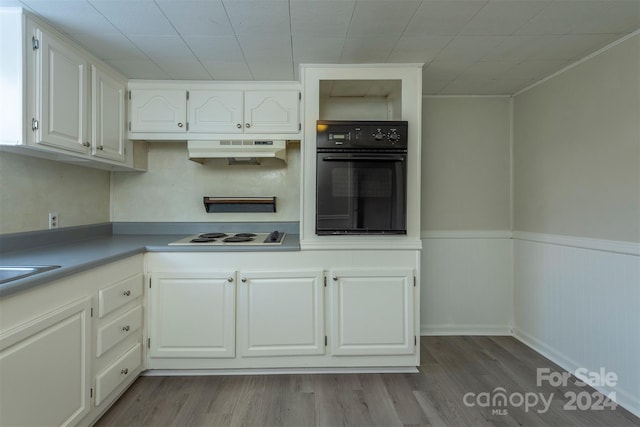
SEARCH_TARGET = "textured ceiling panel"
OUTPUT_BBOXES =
[10,0,640,94]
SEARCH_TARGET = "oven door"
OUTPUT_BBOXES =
[316,152,407,235]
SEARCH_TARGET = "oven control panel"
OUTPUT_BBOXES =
[317,120,408,149]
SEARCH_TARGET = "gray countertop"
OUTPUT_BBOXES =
[0,222,300,297]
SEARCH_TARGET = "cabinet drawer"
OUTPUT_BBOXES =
[98,274,143,318]
[96,305,142,357]
[95,343,141,406]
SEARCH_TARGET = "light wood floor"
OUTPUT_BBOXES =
[95,336,640,426]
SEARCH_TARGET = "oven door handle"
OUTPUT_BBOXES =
[321,155,405,162]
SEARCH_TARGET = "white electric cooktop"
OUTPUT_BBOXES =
[168,231,285,246]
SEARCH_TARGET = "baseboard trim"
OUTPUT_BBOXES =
[142,366,419,376]
[421,324,512,336]
[513,328,640,419]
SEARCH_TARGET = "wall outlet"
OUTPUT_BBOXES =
[48,212,59,229]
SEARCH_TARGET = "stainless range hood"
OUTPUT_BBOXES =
[188,140,286,164]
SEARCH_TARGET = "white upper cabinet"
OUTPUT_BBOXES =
[0,9,145,171]
[127,82,302,140]
[243,91,300,134]
[92,65,126,162]
[31,22,89,154]
[129,89,187,133]
[188,90,243,133]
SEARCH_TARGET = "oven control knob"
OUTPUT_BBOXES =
[373,129,385,141]
[388,130,400,143]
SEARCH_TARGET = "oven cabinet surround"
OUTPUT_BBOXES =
[0,8,145,172]
[0,255,144,427]
[144,251,420,370]
[299,64,423,250]
[127,81,302,141]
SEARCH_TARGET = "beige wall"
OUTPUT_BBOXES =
[111,142,300,222]
[513,35,640,243]
[421,97,511,231]
[0,152,110,234]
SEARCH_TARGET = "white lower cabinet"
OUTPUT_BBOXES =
[0,255,144,427]
[329,269,415,356]
[237,270,324,357]
[145,251,419,370]
[0,297,92,427]
[95,343,142,406]
[149,272,236,358]
[92,269,144,420]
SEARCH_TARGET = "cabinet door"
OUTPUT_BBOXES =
[237,271,324,357]
[243,90,299,134]
[329,269,415,356]
[188,90,243,133]
[0,297,91,427]
[129,89,187,133]
[33,26,89,154]
[149,272,235,358]
[92,65,126,162]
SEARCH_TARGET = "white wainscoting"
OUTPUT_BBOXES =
[420,231,513,336]
[513,233,640,417]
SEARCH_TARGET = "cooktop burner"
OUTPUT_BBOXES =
[169,231,285,246]
[190,237,219,243]
[198,232,228,239]
[223,235,254,243]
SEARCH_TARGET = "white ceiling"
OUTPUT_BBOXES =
[3,0,639,95]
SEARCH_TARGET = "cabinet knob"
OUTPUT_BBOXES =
[241,278,247,283]
[333,276,338,281]
[236,123,242,129]
[122,325,130,332]
[121,368,129,375]
[122,290,131,296]
[83,141,91,147]
[178,122,184,128]
[31,118,39,131]
[227,277,234,283]
[245,123,251,128]
[97,145,104,151]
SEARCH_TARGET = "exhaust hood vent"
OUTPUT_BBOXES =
[188,140,286,164]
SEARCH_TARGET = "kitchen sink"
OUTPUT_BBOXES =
[0,265,61,284]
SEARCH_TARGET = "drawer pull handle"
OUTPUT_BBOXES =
[123,290,131,296]
[122,325,130,332]
[121,368,129,375]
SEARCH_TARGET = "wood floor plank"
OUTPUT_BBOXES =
[380,373,432,425]
[94,337,640,427]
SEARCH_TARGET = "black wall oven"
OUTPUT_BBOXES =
[316,120,408,235]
